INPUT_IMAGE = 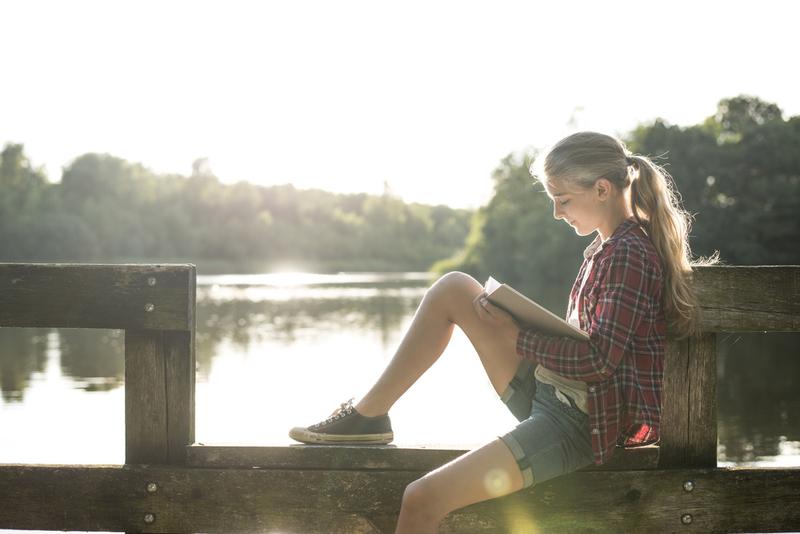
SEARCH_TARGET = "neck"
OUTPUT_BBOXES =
[599,211,635,242]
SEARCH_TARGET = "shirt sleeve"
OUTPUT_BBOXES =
[516,242,655,382]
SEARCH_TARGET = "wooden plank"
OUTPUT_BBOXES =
[126,328,195,467]
[0,464,799,533]
[164,330,194,465]
[658,338,690,468]
[126,330,169,464]
[0,263,195,331]
[186,443,658,471]
[2,264,796,333]
[687,333,717,467]
[691,265,800,332]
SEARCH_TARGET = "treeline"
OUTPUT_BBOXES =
[0,151,472,272]
[2,95,797,283]
[436,95,800,314]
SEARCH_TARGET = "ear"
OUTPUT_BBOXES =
[595,178,612,201]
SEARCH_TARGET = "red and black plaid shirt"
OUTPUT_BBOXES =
[516,217,666,465]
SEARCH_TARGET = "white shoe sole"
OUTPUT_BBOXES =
[289,427,393,445]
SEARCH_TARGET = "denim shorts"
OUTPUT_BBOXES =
[498,359,594,488]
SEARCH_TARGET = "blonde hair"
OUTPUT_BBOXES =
[530,131,720,339]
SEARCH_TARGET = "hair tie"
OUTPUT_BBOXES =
[626,156,636,166]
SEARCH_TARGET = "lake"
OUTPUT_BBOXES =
[2,271,798,472]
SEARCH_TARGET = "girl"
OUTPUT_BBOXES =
[289,131,716,533]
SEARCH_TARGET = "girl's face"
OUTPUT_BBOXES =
[543,179,607,238]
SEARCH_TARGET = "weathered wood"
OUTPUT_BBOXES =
[2,264,796,333]
[164,330,194,465]
[691,265,800,332]
[126,331,169,464]
[659,334,718,469]
[126,330,195,466]
[1,464,799,533]
[687,333,717,467]
[658,338,690,468]
[0,263,195,330]
[5,262,797,534]
[186,443,659,471]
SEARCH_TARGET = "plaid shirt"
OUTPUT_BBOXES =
[516,217,666,465]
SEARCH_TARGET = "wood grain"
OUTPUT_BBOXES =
[1,464,798,533]
[659,338,690,468]
[687,333,717,467]
[186,443,659,471]
[690,265,800,332]
[0,263,195,330]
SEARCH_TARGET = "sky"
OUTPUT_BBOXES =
[2,0,798,208]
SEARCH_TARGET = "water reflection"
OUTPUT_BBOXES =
[0,272,798,466]
[0,328,48,402]
[194,283,427,378]
[717,332,800,465]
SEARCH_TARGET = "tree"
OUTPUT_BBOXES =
[441,95,800,316]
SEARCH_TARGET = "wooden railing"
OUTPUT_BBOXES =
[0,263,798,533]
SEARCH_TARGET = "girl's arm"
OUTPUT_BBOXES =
[516,241,660,382]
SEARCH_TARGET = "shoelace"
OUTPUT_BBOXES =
[313,397,356,427]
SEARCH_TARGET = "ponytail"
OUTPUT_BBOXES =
[533,132,720,339]
[626,154,720,339]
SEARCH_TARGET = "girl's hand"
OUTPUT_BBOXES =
[473,291,520,341]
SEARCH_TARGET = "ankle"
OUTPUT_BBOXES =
[354,400,388,418]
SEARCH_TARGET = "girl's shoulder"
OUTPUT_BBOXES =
[599,226,663,279]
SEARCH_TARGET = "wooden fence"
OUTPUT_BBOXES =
[0,263,798,533]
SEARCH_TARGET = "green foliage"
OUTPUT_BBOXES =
[3,94,796,281]
[0,148,472,272]
[435,153,589,314]
[628,95,800,265]
[441,95,800,315]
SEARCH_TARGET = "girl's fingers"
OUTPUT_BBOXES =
[483,300,501,317]
[473,293,492,322]
[484,301,514,325]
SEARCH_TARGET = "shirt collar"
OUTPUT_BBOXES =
[583,217,640,260]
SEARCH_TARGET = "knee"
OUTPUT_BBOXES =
[427,271,479,302]
[399,479,447,524]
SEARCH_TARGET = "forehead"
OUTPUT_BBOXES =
[543,182,574,198]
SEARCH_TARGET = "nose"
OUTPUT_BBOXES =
[553,203,564,221]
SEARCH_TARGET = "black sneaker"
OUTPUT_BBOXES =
[289,398,394,445]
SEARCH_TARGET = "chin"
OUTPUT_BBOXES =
[569,220,594,237]
[572,224,592,237]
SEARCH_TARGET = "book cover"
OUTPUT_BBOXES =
[484,276,590,341]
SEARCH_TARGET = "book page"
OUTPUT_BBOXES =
[484,276,501,294]
[484,276,589,341]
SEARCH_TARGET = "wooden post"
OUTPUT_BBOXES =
[658,338,690,468]
[659,334,717,469]
[124,266,195,534]
[687,333,717,467]
[125,331,169,464]
[125,330,195,465]
[124,265,195,465]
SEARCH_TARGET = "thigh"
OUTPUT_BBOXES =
[407,437,526,520]
[499,381,594,488]
[499,358,537,422]
[428,272,523,395]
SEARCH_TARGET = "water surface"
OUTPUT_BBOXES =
[1,271,798,468]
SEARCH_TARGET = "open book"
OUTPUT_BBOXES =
[484,277,590,341]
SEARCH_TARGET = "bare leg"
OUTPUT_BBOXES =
[355,271,521,418]
[351,271,529,531]
[395,437,526,533]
